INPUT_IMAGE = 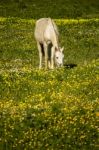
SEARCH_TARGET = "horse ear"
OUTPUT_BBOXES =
[61,47,64,52]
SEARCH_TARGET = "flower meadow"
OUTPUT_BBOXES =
[0,18,99,149]
[0,60,99,150]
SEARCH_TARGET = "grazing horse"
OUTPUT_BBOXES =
[34,18,64,69]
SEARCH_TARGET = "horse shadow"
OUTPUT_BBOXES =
[64,63,77,69]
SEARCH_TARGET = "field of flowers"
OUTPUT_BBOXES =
[0,18,99,149]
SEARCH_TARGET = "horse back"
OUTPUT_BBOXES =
[34,18,49,43]
[35,18,59,41]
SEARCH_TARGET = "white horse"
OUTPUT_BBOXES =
[34,18,64,69]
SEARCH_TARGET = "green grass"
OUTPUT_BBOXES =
[0,0,99,19]
[0,17,99,149]
[0,60,99,149]
[0,1,99,149]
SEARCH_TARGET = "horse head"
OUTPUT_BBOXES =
[54,47,64,67]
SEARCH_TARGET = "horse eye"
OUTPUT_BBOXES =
[56,57,58,59]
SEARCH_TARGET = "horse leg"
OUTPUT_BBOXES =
[44,43,48,69]
[37,42,42,69]
[50,46,55,69]
[48,60,51,69]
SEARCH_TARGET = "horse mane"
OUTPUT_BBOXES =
[51,19,59,36]
[50,18,60,48]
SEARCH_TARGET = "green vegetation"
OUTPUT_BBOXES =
[0,0,99,19]
[0,0,99,149]
[0,61,99,149]
[0,18,99,149]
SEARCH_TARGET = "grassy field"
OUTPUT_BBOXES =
[0,0,99,149]
[0,17,99,150]
[0,0,99,19]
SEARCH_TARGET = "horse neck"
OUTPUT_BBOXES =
[51,20,59,48]
[52,37,59,49]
